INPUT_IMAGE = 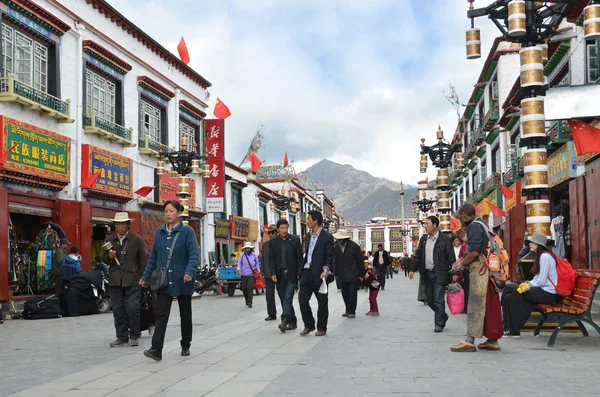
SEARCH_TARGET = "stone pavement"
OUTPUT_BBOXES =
[3,276,600,397]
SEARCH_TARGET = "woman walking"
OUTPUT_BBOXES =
[501,232,559,337]
[238,242,260,308]
[140,200,200,361]
[362,265,381,316]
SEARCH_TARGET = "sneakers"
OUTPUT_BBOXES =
[110,339,129,347]
[129,337,140,347]
[503,330,521,338]
[450,340,477,352]
[144,349,162,361]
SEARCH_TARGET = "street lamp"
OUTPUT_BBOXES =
[156,136,209,224]
[412,192,436,214]
[464,0,577,239]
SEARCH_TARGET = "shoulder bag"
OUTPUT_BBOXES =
[245,254,265,289]
[150,232,181,291]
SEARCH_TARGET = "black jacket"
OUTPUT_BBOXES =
[103,232,148,288]
[269,234,303,281]
[410,232,456,285]
[334,239,367,283]
[302,229,334,284]
[373,249,391,270]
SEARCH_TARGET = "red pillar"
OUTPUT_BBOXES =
[0,188,9,301]
[78,201,92,271]
[130,211,142,235]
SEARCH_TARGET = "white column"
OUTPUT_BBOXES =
[486,143,493,179]
[499,131,508,174]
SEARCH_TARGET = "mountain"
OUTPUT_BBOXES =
[297,159,418,224]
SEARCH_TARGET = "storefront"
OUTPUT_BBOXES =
[0,117,76,300]
[81,145,139,260]
[214,218,232,266]
[500,181,524,282]
[230,215,258,253]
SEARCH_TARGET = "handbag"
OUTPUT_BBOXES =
[245,254,265,289]
[447,281,465,315]
[150,232,180,291]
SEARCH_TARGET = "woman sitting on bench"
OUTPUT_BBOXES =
[501,232,560,337]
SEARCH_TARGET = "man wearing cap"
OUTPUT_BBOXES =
[103,212,148,347]
[333,229,366,318]
[261,224,279,321]
[53,238,71,281]
[269,219,303,331]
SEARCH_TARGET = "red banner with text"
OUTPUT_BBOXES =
[205,119,225,212]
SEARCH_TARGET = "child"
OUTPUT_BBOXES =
[61,246,82,286]
[362,265,380,316]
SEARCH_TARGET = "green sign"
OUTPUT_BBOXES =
[1,116,71,182]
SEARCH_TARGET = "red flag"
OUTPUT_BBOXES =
[450,216,461,231]
[80,167,104,189]
[568,119,600,155]
[177,37,190,64]
[213,98,231,119]
[248,151,262,173]
[494,180,514,199]
[425,176,429,183]
[487,200,506,217]
[0,142,19,171]
[135,184,158,197]
[283,151,289,168]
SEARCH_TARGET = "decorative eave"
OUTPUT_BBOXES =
[85,0,212,89]
[0,170,68,190]
[257,191,273,202]
[83,40,132,74]
[137,76,175,100]
[180,100,207,118]
[6,0,71,35]
[82,189,131,204]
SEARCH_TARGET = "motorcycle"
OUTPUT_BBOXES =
[96,271,111,313]
[195,265,219,295]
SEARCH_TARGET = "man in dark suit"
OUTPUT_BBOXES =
[409,215,457,332]
[299,210,334,336]
[269,219,303,332]
[333,229,366,318]
[261,224,279,321]
[373,244,391,290]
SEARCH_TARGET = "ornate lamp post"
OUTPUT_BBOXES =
[465,0,577,239]
[156,136,209,224]
[420,126,462,233]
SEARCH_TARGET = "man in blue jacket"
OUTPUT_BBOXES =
[61,246,82,286]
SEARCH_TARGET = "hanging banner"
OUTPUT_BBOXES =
[154,173,196,208]
[205,119,225,212]
[81,144,133,198]
[548,141,577,188]
[0,116,70,182]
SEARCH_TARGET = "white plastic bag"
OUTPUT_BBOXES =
[318,277,328,295]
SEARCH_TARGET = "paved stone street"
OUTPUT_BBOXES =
[2,276,599,397]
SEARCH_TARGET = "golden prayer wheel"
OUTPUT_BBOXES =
[526,219,552,239]
[203,164,210,178]
[521,119,546,139]
[438,191,450,210]
[508,0,526,15]
[437,169,449,187]
[169,169,179,178]
[520,67,544,87]
[191,159,200,174]
[440,214,451,232]
[156,160,165,175]
[420,167,427,174]
[520,47,543,66]
[178,176,190,195]
[584,5,600,40]
[526,199,550,218]
[522,148,547,167]
[521,97,544,116]
[523,166,549,189]
[180,136,189,151]
[508,1,526,37]
[456,152,465,170]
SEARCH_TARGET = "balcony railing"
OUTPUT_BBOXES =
[484,173,500,196]
[482,101,500,131]
[138,133,173,158]
[84,111,135,147]
[0,73,73,123]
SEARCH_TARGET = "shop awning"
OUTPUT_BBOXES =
[9,202,53,218]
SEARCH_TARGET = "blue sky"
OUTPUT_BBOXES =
[108,0,498,184]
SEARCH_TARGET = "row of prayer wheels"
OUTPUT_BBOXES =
[420,155,427,173]
[526,199,551,238]
[520,46,548,88]
[156,160,211,178]
[585,5,600,40]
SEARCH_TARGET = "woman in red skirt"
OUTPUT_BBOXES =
[362,264,381,316]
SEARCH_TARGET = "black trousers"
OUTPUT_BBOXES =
[299,269,328,331]
[152,293,192,351]
[341,281,358,315]
[501,284,558,335]
[376,267,386,289]
[265,277,278,316]
[110,286,141,340]
[461,270,470,313]
[241,276,254,305]
[424,271,447,328]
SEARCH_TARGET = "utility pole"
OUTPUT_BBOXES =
[400,181,405,253]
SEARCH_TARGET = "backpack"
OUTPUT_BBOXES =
[473,220,510,281]
[543,252,578,297]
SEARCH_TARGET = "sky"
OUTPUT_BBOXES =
[107,0,500,185]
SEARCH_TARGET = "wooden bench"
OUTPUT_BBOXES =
[533,270,600,347]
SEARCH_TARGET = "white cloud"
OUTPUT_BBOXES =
[108,0,501,186]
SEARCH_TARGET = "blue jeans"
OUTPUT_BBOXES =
[424,271,447,328]
[277,273,297,325]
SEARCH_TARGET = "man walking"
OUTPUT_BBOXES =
[374,244,390,290]
[269,219,303,332]
[409,216,456,332]
[261,224,279,321]
[103,212,148,347]
[451,204,500,352]
[402,252,411,277]
[333,229,366,318]
[299,211,334,336]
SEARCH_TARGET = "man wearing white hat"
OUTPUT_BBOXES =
[103,212,148,347]
[333,229,366,318]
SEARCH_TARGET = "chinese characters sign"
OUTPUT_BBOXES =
[548,142,577,188]
[205,119,225,212]
[81,144,133,198]
[155,173,196,208]
[0,116,70,183]
[215,219,230,238]
[230,216,258,241]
